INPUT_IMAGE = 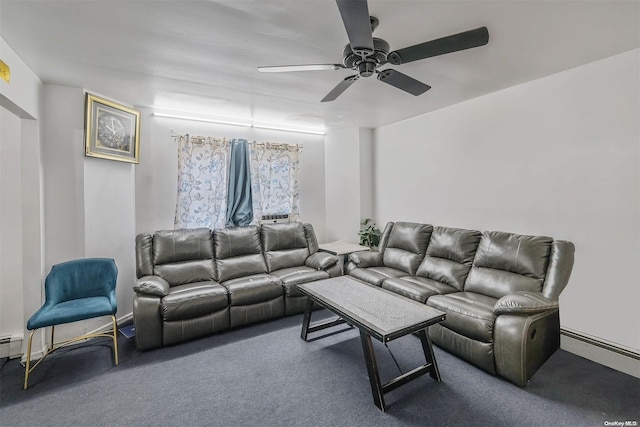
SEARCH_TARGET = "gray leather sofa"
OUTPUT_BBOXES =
[133,222,341,351]
[346,221,575,387]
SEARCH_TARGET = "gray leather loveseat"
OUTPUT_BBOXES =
[346,221,575,387]
[133,222,341,351]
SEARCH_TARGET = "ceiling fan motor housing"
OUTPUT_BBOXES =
[342,38,390,77]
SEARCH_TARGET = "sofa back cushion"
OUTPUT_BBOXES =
[152,229,216,286]
[383,222,433,275]
[416,226,482,291]
[261,222,310,272]
[214,226,268,282]
[465,231,553,299]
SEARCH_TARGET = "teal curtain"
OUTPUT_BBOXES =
[226,139,253,227]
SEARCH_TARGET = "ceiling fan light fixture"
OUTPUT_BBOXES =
[358,62,376,77]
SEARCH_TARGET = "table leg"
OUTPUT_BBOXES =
[300,298,314,341]
[359,331,386,411]
[417,328,441,381]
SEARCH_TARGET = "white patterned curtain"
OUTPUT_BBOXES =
[250,142,301,223]
[174,136,231,229]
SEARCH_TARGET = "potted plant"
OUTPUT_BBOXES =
[358,218,381,248]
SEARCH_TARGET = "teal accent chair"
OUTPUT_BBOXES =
[24,258,119,389]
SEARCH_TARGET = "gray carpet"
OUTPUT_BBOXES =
[1,312,638,427]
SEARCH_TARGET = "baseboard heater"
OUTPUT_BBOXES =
[0,334,23,359]
[560,328,640,360]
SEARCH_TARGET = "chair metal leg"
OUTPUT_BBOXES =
[24,316,120,390]
[23,331,35,390]
[111,315,119,365]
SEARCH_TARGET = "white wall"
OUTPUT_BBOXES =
[0,107,24,337]
[136,111,327,241]
[0,37,40,119]
[84,158,136,318]
[42,84,136,342]
[324,127,375,244]
[325,127,361,243]
[42,85,86,265]
[373,49,640,351]
[359,128,374,221]
[0,36,43,357]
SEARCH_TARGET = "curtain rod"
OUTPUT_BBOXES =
[171,134,303,149]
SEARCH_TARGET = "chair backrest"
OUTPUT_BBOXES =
[465,231,553,299]
[261,222,310,272]
[213,225,268,282]
[151,228,216,286]
[416,226,482,291]
[45,258,117,304]
[382,222,433,275]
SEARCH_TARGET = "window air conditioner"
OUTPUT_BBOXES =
[261,214,290,224]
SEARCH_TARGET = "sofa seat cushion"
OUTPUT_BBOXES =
[427,292,498,343]
[382,276,458,303]
[349,266,406,286]
[222,274,283,306]
[270,267,329,297]
[161,281,228,321]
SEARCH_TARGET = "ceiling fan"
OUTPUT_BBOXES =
[258,0,489,102]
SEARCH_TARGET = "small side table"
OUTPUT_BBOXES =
[318,240,370,273]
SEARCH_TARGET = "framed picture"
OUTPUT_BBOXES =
[85,93,140,163]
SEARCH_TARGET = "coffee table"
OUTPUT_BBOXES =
[298,276,446,411]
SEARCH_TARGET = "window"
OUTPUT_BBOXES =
[174,136,301,229]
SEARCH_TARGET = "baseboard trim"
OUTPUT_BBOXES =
[88,313,133,336]
[560,328,640,378]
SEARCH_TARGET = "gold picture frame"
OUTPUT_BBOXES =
[85,93,140,163]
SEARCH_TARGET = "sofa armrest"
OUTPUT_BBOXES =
[349,251,383,268]
[494,310,561,386]
[305,252,339,270]
[133,294,163,351]
[494,291,559,315]
[133,275,170,297]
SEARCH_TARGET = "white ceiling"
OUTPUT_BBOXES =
[1,0,638,130]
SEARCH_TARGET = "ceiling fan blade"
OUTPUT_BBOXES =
[258,64,344,73]
[336,0,374,56]
[387,27,489,65]
[377,69,431,96]
[321,75,359,102]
